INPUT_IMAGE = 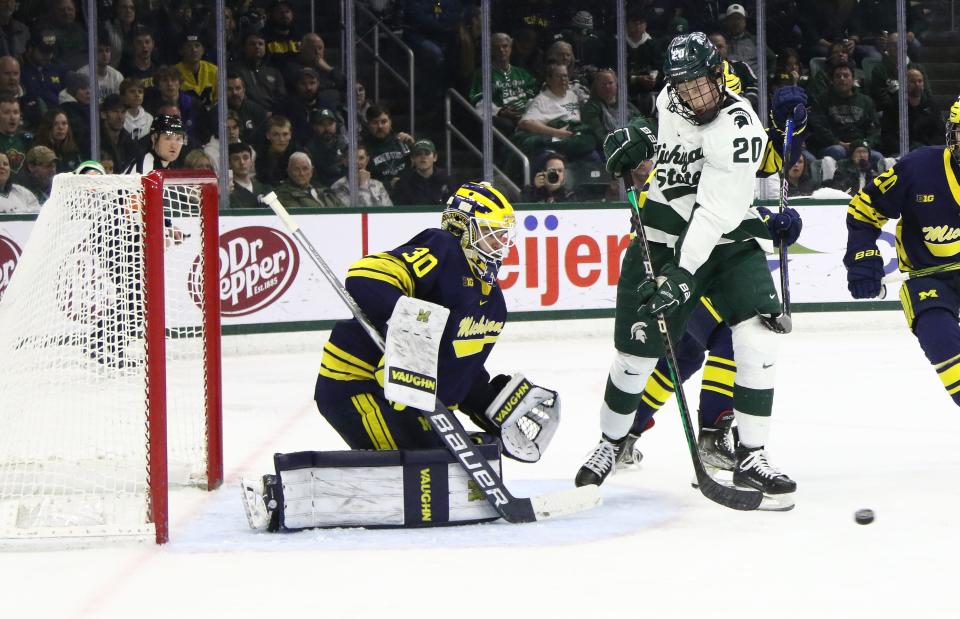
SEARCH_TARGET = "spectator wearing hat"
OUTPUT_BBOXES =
[274,151,339,208]
[364,104,414,189]
[468,32,538,135]
[21,29,67,110]
[0,0,29,59]
[118,25,159,89]
[99,93,136,170]
[77,38,125,103]
[228,30,286,111]
[331,143,392,207]
[304,107,345,188]
[720,3,765,76]
[225,73,268,145]
[33,107,82,172]
[623,10,661,117]
[255,114,296,186]
[275,66,325,146]
[175,30,218,110]
[391,139,452,206]
[228,141,271,209]
[281,33,344,111]
[0,151,40,213]
[563,10,605,72]
[808,62,881,162]
[263,0,302,70]
[0,95,32,175]
[827,139,878,195]
[43,0,87,70]
[120,78,152,142]
[15,145,57,202]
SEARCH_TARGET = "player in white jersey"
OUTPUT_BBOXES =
[575,32,795,509]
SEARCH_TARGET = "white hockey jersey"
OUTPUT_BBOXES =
[643,87,773,275]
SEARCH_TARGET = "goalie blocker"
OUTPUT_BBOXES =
[241,445,503,531]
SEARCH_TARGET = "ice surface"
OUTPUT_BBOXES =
[3,312,958,618]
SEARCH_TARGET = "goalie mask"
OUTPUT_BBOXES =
[442,181,517,284]
[663,33,725,126]
[948,94,960,167]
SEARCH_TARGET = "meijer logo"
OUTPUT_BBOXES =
[0,235,22,301]
[198,226,300,316]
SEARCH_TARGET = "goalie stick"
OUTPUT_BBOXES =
[262,192,600,523]
[625,182,764,511]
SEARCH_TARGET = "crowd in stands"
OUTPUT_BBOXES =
[0,0,952,213]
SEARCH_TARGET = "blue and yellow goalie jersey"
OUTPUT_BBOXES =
[847,146,960,272]
[316,228,507,407]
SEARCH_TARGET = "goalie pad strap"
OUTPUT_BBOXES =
[271,447,502,530]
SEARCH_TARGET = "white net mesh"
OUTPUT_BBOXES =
[0,172,218,541]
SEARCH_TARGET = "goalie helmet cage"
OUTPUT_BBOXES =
[0,170,223,545]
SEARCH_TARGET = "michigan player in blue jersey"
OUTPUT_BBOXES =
[602,76,806,475]
[315,181,561,460]
[845,95,960,407]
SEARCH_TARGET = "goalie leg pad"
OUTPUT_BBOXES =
[251,447,503,531]
[484,373,560,463]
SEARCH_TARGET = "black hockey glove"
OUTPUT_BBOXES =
[843,246,884,299]
[758,206,802,247]
[640,263,694,318]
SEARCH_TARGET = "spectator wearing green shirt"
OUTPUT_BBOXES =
[364,104,414,189]
[273,152,339,208]
[469,32,538,134]
[0,95,32,175]
[581,69,642,155]
[809,63,881,162]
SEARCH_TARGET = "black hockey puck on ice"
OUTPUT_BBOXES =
[854,509,875,525]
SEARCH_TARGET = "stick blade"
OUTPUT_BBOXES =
[529,485,602,520]
[697,471,764,511]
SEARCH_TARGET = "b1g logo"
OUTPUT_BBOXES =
[200,226,299,316]
[0,234,22,301]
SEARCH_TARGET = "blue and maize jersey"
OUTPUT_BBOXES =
[847,146,960,271]
[316,228,506,408]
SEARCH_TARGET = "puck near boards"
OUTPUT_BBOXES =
[854,508,875,525]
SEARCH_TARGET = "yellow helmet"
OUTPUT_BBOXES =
[947,94,960,165]
[442,181,516,284]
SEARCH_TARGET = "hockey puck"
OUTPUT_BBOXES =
[854,509,875,525]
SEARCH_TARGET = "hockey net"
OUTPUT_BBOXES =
[0,170,222,544]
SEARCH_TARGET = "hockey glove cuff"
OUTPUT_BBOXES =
[758,206,803,247]
[843,247,884,299]
[641,263,694,318]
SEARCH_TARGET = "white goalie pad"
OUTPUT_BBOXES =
[383,296,450,410]
[243,447,503,530]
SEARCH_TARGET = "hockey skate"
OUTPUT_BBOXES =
[575,437,623,487]
[615,432,644,471]
[698,412,737,475]
[240,475,281,530]
[733,446,796,511]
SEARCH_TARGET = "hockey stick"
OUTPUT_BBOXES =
[769,117,795,334]
[263,192,600,523]
[877,261,960,299]
[625,183,764,511]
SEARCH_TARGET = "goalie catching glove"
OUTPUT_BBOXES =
[464,374,560,463]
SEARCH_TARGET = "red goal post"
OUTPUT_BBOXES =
[0,169,223,545]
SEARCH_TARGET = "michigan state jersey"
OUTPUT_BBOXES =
[643,87,773,275]
[848,146,960,271]
[317,228,506,407]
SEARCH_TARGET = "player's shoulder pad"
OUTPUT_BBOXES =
[894,145,944,173]
[399,227,460,260]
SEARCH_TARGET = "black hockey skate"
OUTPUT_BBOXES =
[697,411,737,474]
[733,446,796,511]
[615,432,644,471]
[575,436,623,487]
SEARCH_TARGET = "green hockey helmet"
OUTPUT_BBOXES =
[947,94,960,166]
[663,32,725,125]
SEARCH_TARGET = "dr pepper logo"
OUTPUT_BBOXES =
[196,226,299,316]
[0,234,22,301]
